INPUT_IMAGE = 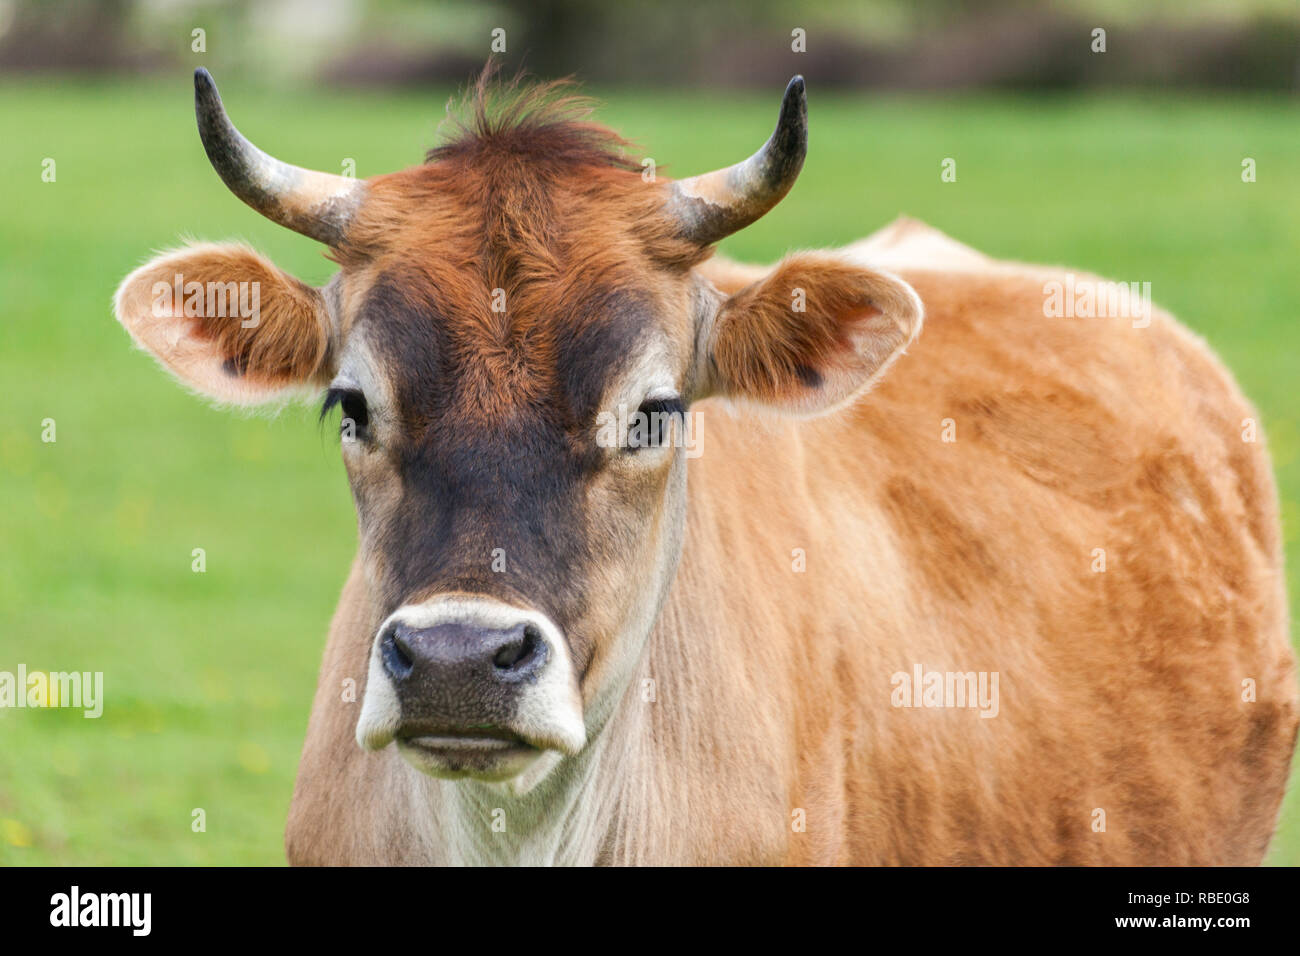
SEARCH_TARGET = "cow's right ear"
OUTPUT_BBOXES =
[697,252,923,417]
[114,242,331,404]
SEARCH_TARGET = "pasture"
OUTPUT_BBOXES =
[0,78,1296,864]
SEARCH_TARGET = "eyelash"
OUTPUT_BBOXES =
[321,387,370,439]
[624,397,685,451]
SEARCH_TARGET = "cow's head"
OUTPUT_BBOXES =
[115,69,921,790]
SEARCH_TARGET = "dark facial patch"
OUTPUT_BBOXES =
[348,270,660,671]
[555,292,653,416]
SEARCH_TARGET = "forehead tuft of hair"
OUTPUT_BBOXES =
[332,61,709,275]
[426,65,643,174]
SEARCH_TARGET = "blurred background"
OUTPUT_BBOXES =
[1,0,1297,864]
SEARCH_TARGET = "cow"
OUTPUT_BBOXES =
[113,68,1297,865]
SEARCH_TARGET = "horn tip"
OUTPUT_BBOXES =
[785,75,806,110]
[783,75,807,117]
[194,68,220,115]
[778,76,808,164]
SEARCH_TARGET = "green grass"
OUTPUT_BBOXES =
[0,78,1297,865]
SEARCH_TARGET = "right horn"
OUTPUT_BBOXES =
[194,68,365,246]
[665,75,807,246]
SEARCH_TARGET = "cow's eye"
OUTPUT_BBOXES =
[625,397,684,451]
[321,387,370,441]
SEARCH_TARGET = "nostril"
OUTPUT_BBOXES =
[381,626,415,680]
[493,624,543,672]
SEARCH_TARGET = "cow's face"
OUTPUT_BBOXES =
[323,167,711,785]
[115,71,921,789]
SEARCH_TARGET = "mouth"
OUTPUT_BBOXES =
[394,726,543,781]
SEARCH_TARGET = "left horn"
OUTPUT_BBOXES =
[194,68,365,246]
[665,75,807,245]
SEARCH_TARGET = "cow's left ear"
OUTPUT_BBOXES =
[699,253,923,416]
